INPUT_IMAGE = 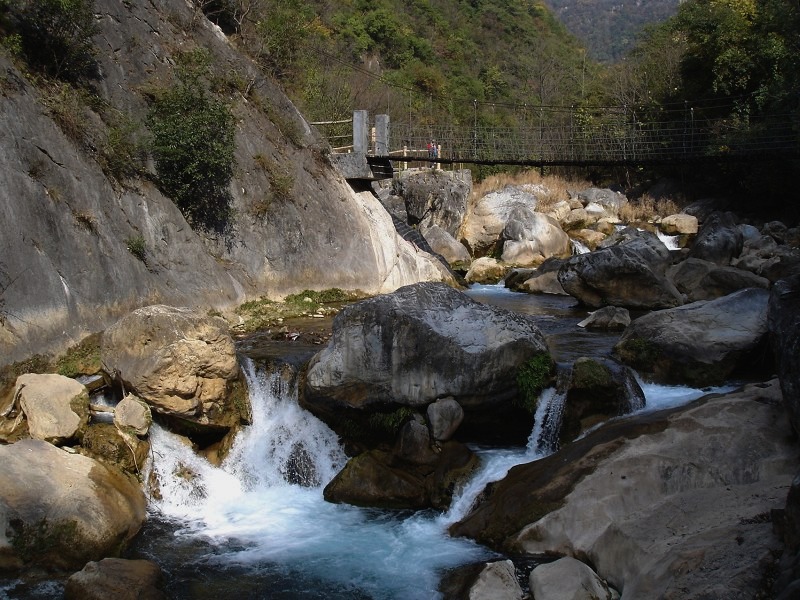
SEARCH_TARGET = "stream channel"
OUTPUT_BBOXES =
[4,284,733,599]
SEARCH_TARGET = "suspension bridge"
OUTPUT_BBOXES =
[313,105,800,176]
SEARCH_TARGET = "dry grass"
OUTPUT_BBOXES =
[619,194,681,223]
[470,169,591,211]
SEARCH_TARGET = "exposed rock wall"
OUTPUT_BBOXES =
[0,0,451,366]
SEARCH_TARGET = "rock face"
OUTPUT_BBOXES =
[14,373,90,445]
[65,558,166,600]
[558,229,682,309]
[614,288,772,386]
[452,381,798,600]
[0,439,146,571]
[0,0,452,368]
[101,305,247,436]
[303,282,550,443]
[530,557,615,600]
[768,274,800,437]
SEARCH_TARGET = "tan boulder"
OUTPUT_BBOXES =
[661,213,698,235]
[113,394,152,437]
[65,558,166,600]
[530,556,616,600]
[14,373,89,445]
[101,305,248,432]
[570,229,607,251]
[465,257,507,284]
[0,439,146,571]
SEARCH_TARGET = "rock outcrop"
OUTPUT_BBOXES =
[614,288,772,386]
[451,381,798,599]
[0,439,146,571]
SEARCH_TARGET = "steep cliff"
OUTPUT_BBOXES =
[0,0,451,366]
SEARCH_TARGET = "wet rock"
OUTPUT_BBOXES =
[577,306,630,330]
[65,558,166,600]
[614,288,771,386]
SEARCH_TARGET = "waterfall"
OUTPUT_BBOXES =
[656,229,680,250]
[527,365,571,455]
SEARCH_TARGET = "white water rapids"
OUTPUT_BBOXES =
[141,359,733,599]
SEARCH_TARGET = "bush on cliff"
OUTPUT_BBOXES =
[147,49,236,233]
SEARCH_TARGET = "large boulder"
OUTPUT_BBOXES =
[768,274,800,437]
[303,282,551,444]
[505,259,569,296]
[465,257,507,284]
[558,229,682,310]
[575,188,628,217]
[667,258,770,302]
[614,288,772,386]
[422,225,472,268]
[577,306,630,331]
[660,213,698,235]
[65,558,166,600]
[530,557,616,600]
[460,185,539,256]
[0,439,146,571]
[688,211,743,265]
[451,381,798,599]
[101,305,248,439]
[395,169,471,237]
[440,560,524,600]
[13,373,90,445]
[500,207,570,267]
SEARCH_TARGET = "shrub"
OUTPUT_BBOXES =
[126,235,146,262]
[100,113,145,181]
[147,49,236,232]
[9,0,98,81]
[516,353,555,413]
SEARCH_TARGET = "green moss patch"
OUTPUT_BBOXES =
[515,353,555,413]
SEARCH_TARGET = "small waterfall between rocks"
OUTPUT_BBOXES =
[138,354,729,599]
[571,239,591,254]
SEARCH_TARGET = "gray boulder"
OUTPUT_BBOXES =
[558,229,682,310]
[14,373,90,445]
[303,282,550,443]
[688,211,743,265]
[0,439,146,571]
[460,185,539,256]
[113,394,152,437]
[422,225,472,267]
[505,259,569,296]
[500,207,570,267]
[615,288,772,386]
[464,257,507,284]
[65,558,166,600]
[427,397,464,442]
[576,188,628,216]
[101,305,249,436]
[577,306,630,331]
[668,257,770,302]
[395,169,471,237]
[530,557,615,600]
[452,381,797,599]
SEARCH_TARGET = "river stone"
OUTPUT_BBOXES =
[561,208,593,230]
[467,560,524,600]
[465,257,506,284]
[530,556,615,600]
[427,397,464,442]
[14,373,90,445]
[303,282,550,444]
[0,439,146,571]
[114,394,152,437]
[101,305,247,436]
[423,225,472,267]
[395,416,436,464]
[614,288,771,386]
[557,230,682,310]
[395,169,471,237]
[500,207,570,266]
[506,259,569,296]
[660,214,698,235]
[667,257,769,302]
[768,274,800,437]
[688,211,743,265]
[576,188,627,216]
[570,229,606,251]
[577,306,630,330]
[452,380,798,599]
[460,185,539,256]
[65,558,166,600]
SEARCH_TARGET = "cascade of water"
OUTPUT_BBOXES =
[657,229,680,250]
[527,365,572,455]
[571,239,591,255]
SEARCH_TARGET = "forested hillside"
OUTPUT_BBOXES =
[543,0,681,62]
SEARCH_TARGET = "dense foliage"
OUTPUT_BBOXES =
[147,50,236,232]
[1,0,98,81]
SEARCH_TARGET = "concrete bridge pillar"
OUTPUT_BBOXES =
[375,114,389,156]
[353,110,369,154]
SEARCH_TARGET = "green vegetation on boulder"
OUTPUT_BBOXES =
[516,353,555,413]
